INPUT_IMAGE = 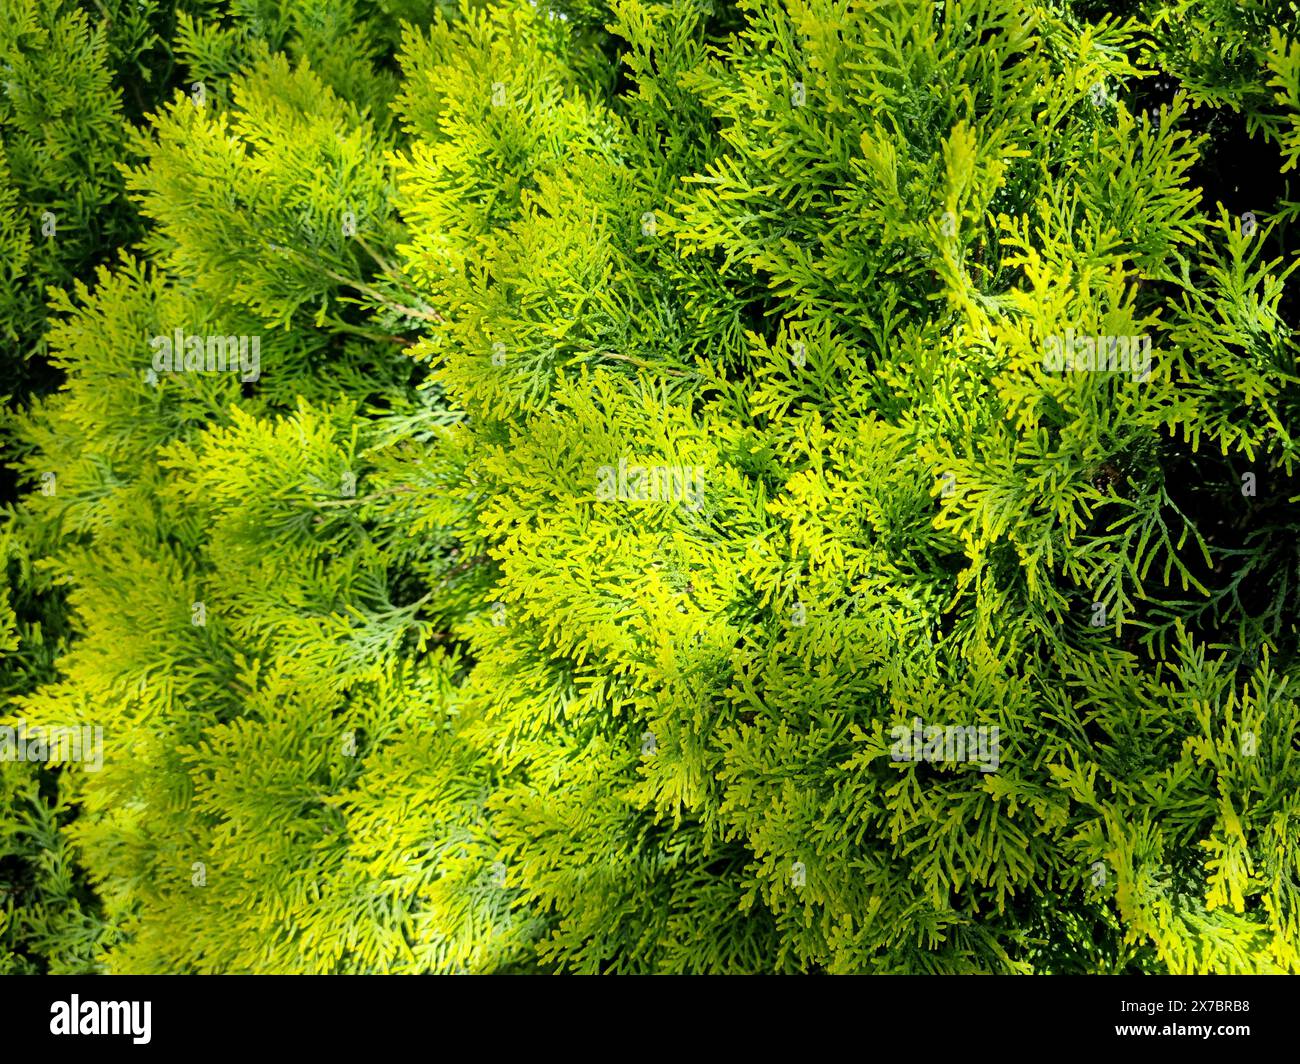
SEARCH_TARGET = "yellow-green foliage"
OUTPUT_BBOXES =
[2,0,1300,973]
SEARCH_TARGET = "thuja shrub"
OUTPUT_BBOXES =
[2,0,1299,973]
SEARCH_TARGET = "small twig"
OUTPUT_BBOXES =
[587,351,694,379]
[270,243,443,323]
[354,235,405,284]
[313,485,416,508]
[316,262,444,323]
[323,317,418,346]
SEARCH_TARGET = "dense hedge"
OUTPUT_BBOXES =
[2,0,1300,973]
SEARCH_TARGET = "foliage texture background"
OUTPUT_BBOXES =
[2,0,1300,973]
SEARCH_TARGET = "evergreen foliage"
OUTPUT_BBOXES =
[2,0,1299,973]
